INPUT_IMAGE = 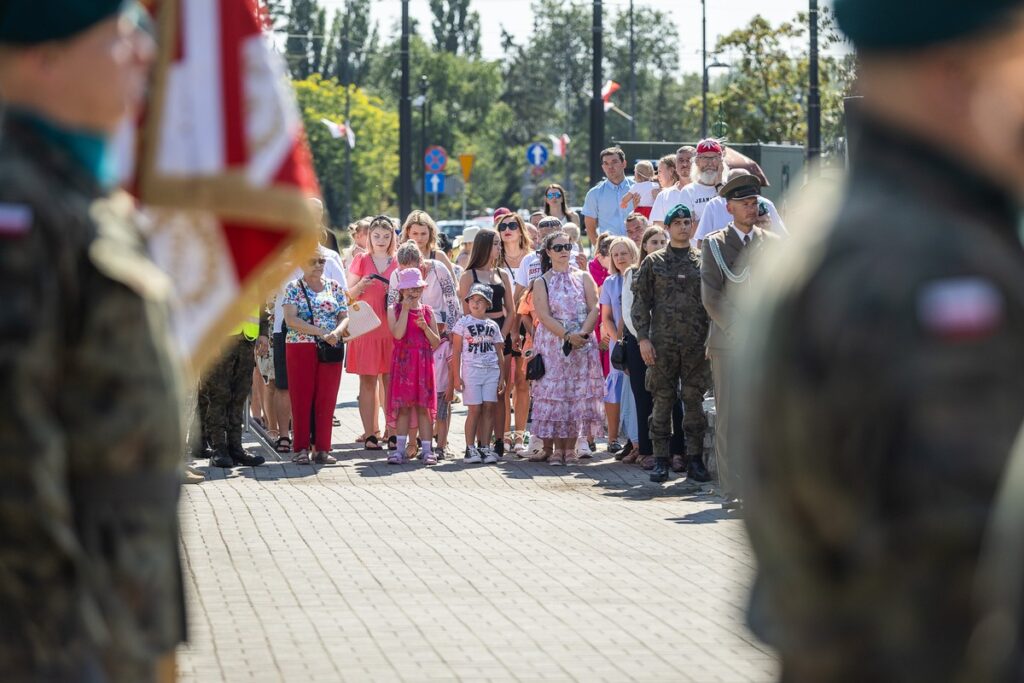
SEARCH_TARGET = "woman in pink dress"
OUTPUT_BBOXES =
[345,216,398,449]
[530,231,605,465]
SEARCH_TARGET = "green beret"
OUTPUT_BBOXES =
[835,0,1022,51]
[0,0,125,45]
[664,204,692,225]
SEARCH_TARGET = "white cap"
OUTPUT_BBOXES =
[455,226,480,250]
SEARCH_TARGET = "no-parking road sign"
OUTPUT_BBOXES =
[424,146,448,172]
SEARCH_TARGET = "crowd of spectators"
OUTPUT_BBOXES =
[195,142,781,508]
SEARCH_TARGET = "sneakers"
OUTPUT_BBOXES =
[525,437,545,460]
[464,447,483,464]
[483,448,499,465]
[182,465,205,484]
[575,437,593,459]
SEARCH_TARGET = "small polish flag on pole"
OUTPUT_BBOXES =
[321,118,356,149]
[601,79,621,111]
[548,134,570,158]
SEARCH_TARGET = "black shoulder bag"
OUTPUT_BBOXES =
[299,279,345,364]
[525,276,547,380]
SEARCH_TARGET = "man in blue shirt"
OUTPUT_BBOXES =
[582,146,635,246]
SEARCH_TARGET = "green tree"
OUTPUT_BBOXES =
[700,9,854,146]
[294,75,401,221]
[429,0,481,56]
[284,0,318,79]
[322,0,380,86]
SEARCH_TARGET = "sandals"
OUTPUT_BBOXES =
[314,451,337,465]
[275,436,292,453]
[386,453,404,465]
[564,450,580,465]
[387,435,398,450]
[549,449,565,467]
[511,431,527,455]
[528,448,550,463]
[364,435,382,450]
[332,416,341,427]
[291,450,311,465]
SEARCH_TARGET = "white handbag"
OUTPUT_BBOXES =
[339,296,382,341]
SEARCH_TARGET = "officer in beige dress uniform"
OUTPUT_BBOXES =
[700,174,778,510]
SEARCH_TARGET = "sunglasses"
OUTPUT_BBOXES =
[549,243,572,253]
[497,222,519,232]
[309,258,327,266]
[546,192,562,199]
[538,220,561,229]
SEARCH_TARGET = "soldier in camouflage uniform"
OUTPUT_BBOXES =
[199,314,269,468]
[0,4,187,681]
[734,1,1024,680]
[631,204,712,483]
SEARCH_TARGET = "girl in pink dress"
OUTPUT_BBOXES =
[386,269,441,465]
[346,217,398,450]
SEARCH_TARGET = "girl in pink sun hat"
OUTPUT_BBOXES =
[386,268,441,464]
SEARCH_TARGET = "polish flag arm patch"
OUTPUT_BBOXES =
[917,277,1004,340]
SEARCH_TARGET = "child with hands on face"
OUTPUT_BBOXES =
[448,284,507,464]
[386,269,441,464]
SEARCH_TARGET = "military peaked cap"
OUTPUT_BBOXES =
[719,174,761,201]
[835,0,1023,51]
[0,0,124,44]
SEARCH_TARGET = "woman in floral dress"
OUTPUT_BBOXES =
[529,231,605,465]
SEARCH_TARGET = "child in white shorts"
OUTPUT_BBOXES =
[449,284,506,464]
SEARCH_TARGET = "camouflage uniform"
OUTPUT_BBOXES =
[734,115,1024,680]
[0,114,186,680]
[631,246,711,461]
[198,316,268,457]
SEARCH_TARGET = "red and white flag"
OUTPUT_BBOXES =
[548,134,570,158]
[133,0,321,374]
[321,118,356,149]
[601,80,621,111]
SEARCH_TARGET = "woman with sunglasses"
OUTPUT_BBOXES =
[282,249,349,465]
[495,213,533,454]
[346,216,398,450]
[530,231,605,465]
[541,183,579,227]
[458,228,515,456]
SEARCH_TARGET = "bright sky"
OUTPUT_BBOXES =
[314,0,841,72]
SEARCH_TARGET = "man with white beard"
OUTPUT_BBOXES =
[651,139,727,232]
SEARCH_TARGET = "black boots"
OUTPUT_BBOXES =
[687,453,711,482]
[650,457,670,483]
[210,446,234,468]
[229,444,265,467]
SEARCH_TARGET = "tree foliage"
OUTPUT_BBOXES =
[279,1,854,222]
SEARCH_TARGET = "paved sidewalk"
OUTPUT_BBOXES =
[177,373,777,682]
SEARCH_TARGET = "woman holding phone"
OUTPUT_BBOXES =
[529,230,604,465]
[346,215,398,449]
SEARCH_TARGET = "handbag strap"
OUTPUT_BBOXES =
[297,279,318,328]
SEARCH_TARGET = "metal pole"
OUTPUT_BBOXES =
[629,0,636,140]
[341,23,352,227]
[808,0,821,171]
[399,0,412,219]
[589,0,603,187]
[420,76,428,210]
[701,0,707,139]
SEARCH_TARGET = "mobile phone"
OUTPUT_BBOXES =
[369,274,390,285]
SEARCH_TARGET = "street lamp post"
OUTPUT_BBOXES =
[701,0,707,138]
[808,0,821,171]
[419,76,428,210]
[702,60,729,138]
[399,0,412,219]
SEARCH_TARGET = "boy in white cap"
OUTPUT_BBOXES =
[449,284,507,464]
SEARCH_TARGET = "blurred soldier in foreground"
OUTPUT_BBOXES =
[735,1,1024,680]
[0,3,186,681]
